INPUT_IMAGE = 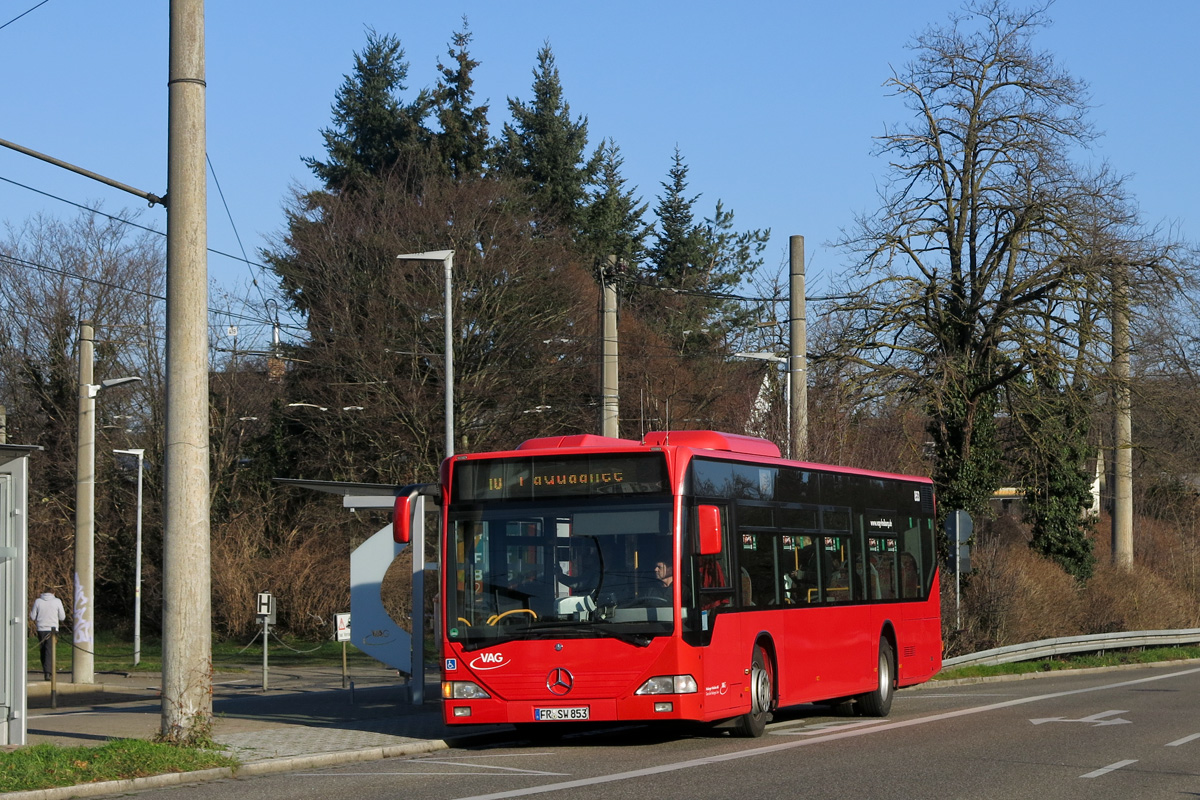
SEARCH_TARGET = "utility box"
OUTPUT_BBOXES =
[1,444,39,747]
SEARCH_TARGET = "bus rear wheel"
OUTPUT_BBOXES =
[856,637,895,717]
[735,645,774,737]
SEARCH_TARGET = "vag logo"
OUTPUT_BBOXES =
[469,652,511,670]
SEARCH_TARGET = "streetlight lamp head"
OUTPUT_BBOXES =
[100,376,143,390]
[396,249,454,263]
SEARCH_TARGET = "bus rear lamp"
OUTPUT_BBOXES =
[443,681,491,700]
[635,675,698,695]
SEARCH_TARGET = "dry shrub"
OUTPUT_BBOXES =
[946,514,1089,655]
[954,541,1084,653]
[1079,562,1200,632]
[211,504,355,641]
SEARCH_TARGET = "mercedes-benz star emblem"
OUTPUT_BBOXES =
[546,667,574,696]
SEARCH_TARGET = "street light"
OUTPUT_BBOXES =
[396,249,455,460]
[735,351,791,458]
[74,339,142,684]
[113,449,144,666]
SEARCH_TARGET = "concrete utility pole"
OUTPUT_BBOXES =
[789,236,808,461]
[162,0,212,740]
[1112,264,1134,569]
[601,256,620,438]
[73,322,95,684]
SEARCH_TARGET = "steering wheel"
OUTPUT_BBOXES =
[486,608,538,625]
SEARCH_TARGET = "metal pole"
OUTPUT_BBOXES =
[133,451,143,666]
[789,236,807,461]
[411,495,426,704]
[74,321,95,684]
[162,0,213,739]
[261,617,269,692]
[444,252,455,458]
[601,257,619,438]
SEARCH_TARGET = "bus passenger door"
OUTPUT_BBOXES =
[685,503,745,718]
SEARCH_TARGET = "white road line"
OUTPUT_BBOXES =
[1080,759,1138,779]
[27,711,99,720]
[299,772,567,776]
[1166,732,1200,747]
[770,719,887,736]
[450,666,1200,800]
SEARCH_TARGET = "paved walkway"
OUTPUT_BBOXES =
[12,664,508,799]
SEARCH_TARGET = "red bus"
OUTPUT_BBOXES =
[395,429,941,737]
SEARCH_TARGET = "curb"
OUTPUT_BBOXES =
[2,740,451,800]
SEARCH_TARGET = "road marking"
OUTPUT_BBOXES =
[1167,733,1200,747]
[1030,710,1131,726]
[449,666,1200,800]
[1080,759,1138,778]
[770,719,887,736]
[298,754,568,777]
[27,711,99,720]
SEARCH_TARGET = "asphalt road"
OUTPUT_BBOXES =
[113,663,1200,800]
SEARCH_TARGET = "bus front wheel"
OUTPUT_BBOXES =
[856,637,895,717]
[735,645,774,738]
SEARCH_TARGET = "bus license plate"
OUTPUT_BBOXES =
[534,706,589,721]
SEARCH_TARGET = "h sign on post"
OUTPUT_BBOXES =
[256,591,276,625]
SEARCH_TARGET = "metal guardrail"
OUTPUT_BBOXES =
[942,628,1200,669]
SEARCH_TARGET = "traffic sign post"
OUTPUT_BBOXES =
[335,612,351,689]
[256,592,275,691]
[945,511,973,630]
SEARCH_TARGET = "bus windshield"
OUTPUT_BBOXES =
[445,497,674,649]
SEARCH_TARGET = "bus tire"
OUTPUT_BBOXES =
[856,637,895,717]
[735,645,774,738]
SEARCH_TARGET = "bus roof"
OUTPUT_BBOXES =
[502,430,930,485]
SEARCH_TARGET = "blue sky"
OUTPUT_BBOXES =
[1,1,1195,351]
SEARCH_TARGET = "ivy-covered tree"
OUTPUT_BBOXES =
[433,18,490,181]
[1011,372,1096,580]
[825,1,1159,525]
[495,43,598,232]
[303,29,433,192]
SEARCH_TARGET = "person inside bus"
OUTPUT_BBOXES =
[789,542,833,603]
[644,560,673,601]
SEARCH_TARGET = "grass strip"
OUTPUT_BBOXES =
[0,739,238,794]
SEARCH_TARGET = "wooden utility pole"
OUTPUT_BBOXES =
[162,0,212,740]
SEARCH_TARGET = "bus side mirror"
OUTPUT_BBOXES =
[697,504,723,555]
[393,493,412,544]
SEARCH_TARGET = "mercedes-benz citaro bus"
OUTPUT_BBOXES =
[393,429,941,737]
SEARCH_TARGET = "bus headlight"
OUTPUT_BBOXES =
[442,681,491,699]
[635,675,698,695]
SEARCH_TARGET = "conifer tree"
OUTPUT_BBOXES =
[303,29,432,191]
[496,43,598,230]
[433,18,490,181]
[647,147,705,285]
[580,139,649,268]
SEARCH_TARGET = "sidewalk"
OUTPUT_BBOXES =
[15,664,509,799]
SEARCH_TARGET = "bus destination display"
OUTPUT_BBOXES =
[452,453,668,501]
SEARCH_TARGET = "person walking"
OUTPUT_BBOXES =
[29,589,66,681]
